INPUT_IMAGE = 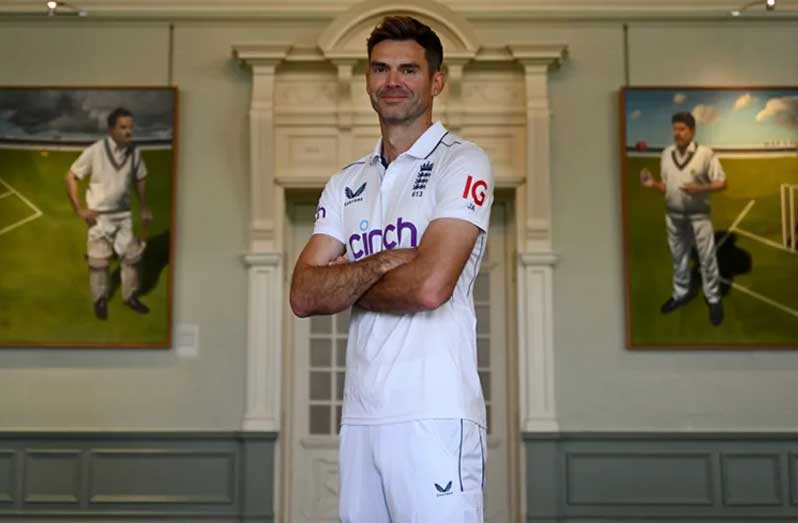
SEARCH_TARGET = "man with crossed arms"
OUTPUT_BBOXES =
[290,16,494,523]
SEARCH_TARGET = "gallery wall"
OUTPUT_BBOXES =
[0,12,796,431]
[476,20,798,431]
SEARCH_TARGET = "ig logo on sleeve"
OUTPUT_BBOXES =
[462,175,488,209]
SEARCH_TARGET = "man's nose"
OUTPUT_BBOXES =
[386,69,401,86]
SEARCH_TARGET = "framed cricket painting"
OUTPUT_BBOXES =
[621,86,798,349]
[0,86,178,347]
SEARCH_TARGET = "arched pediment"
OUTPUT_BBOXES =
[317,0,480,61]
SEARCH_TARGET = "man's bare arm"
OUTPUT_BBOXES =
[289,234,416,317]
[681,179,727,194]
[65,171,97,225]
[136,178,153,224]
[356,218,480,314]
[640,168,666,194]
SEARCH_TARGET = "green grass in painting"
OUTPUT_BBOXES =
[625,155,798,347]
[0,147,173,346]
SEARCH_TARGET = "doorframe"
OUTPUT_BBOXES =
[281,192,324,523]
[498,192,522,523]
[234,5,567,522]
[280,190,521,522]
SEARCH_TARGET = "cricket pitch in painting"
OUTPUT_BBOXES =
[0,87,177,347]
[621,87,798,349]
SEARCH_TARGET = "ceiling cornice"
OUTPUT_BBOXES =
[2,0,798,20]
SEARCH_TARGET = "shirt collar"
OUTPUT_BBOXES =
[107,136,129,154]
[675,141,697,155]
[369,121,448,165]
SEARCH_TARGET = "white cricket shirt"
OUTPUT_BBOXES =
[660,141,725,215]
[70,137,148,212]
[313,122,494,428]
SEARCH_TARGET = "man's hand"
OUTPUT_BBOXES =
[141,206,153,225]
[681,183,708,194]
[640,168,654,188]
[639,167,666,194]
[77,208,98,226]
[328,255,349,266]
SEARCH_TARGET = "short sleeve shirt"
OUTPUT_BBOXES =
[70,137,148,212]
[660,142,725,214]
[313,122,494,428]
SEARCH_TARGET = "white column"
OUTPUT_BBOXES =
[333,60,357,169]
[233,44,290,432]
[242,254,283,431]
[442,59,468,132]
[518,253,558,432]
[509,45,567,432]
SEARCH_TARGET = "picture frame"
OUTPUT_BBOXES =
[620,86,798,349]
[0,86,178,348]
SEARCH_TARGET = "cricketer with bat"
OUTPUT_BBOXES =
[65,107,152,320]
[640,112,727,326]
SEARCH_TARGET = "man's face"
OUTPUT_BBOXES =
[109,116,135,147]
[672,121,694,149]
[366,39,444,125]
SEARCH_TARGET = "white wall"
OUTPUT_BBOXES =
[0,13,796,431]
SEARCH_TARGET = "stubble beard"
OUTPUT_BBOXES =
[370,90,428,126]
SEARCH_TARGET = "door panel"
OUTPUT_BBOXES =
[285,202,511,523]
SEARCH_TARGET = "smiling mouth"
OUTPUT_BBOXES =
[380,89,409,98]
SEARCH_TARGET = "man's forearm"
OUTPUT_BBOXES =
[290,249,415,317]
[356,258,441,314]
[706,180,726,192]
[357,265,422,314]
[136,179,148,207]
[682,180,726,194]
[357,219,479,314]
[65,173,82,213]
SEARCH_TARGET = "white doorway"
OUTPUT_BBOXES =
[283,199,517,522]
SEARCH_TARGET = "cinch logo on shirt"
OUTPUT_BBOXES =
[315,206,326,220]
[348,217,418,260]
[462,175,488,207]
[344,182,367,207]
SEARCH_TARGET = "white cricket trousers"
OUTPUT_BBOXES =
[339,419,486,523]
[666,212,721,303]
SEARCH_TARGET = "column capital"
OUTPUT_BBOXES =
[509,44,568,71]
[232,43,291,69]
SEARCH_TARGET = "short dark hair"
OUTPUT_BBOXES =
[366,16,444,73]
[107,107,133,129]
[672,112,696,130]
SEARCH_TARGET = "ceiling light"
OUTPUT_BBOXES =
[45,0,86,16]
[731,0,777,16]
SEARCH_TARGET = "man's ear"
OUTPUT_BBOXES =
[432,70,446,97]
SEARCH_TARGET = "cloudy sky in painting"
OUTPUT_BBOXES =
[625,88,798,148]
[0,89,174,142]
